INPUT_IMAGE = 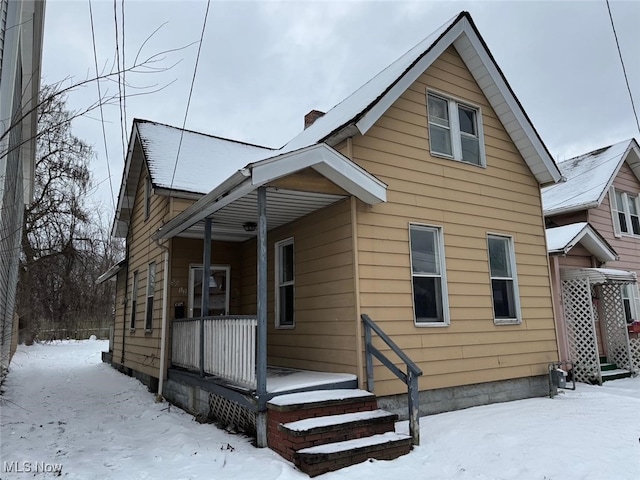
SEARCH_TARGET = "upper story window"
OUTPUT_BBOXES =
[144,176,152,220]
[409,224,449,325]
[275,238,295,328]
[487,234,521,325]
[427,92,485,167]
[610,187,640,236]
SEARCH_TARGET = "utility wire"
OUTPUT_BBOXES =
[88,0,116,212]
[606,0,640,135]
[113,0,127,165]
[168,0,211,192]
[121,0,128,144]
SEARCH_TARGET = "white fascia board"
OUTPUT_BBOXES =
[355,20,466,135]
[460,25,561,184]
[153,171,251,240]
[111,124,141,237]
[544,201,599,218]
[578,228,618,263]
[250,144,387,204]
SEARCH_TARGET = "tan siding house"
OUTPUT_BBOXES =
[542,138,640,383]
[101,12,563,449]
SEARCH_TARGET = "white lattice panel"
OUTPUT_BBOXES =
[209,393,256,435]
[599,284,633,371]
[629,337,640,373]
[562,278,600,383]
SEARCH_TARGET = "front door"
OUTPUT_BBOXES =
[188,265,230,317]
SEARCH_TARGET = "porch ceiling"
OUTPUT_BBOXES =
[154,143,387,241]
[175,188,347,241]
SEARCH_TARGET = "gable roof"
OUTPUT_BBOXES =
[112,11,562,238]
[282,11,561,185]
[542,138,640,217]
[111,119,275,236]
[546,222,617,263]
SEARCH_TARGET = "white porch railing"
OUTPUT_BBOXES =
[171,316,257,388]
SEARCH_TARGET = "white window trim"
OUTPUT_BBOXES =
[427,88,486,167]
[129,270,138,330]
[610,186,640,238]
[187,264,231,318]
[145,262,156,332]
[409,223,450,327]
[621,283,640,322]
[487,233,521,325]
[275,237,295,329]
[144,175,151,221]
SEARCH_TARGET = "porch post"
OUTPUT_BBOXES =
[200,217,212,377]
[256,186,268,448]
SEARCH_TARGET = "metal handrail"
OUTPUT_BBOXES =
[361,313,423,445]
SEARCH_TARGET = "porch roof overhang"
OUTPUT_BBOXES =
[560,267,637,285]
[96,259,127,284]
[153,143,387,241]
[546,222,618,263]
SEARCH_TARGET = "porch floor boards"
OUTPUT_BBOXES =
[167,366,358,404]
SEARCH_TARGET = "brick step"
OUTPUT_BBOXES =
[599,362,618,372]
[601,368,633,382]
[278,409,397,453]
[267,389,377,428]
[294,432,413,477]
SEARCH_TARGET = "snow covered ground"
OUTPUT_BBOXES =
[1,340,638,479]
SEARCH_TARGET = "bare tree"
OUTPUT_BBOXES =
[17,85,124,343]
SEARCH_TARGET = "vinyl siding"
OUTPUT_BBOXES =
[115,166,169,379]
[588,162,640,275]
[239,199,358,374]
[347,46,557,396]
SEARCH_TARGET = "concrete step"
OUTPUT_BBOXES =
[599,362,618,372]
[294,432,413,477]
[601,368,633,382]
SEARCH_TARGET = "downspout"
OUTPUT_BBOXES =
[121,240,130,364]
[156,240,170,400]
[346,137,365,389]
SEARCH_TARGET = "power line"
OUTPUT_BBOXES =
[88,0,116,212]
[121,0,128,145]
[606,0,640,135]
[168,0,211,192]
[113,0,127,165]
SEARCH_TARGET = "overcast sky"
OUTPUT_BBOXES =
[41,0,640,217]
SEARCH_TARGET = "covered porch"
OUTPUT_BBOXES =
[153,143,387,446]
[560,267,639,383]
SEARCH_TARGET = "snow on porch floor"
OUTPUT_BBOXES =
[265,366,357,394]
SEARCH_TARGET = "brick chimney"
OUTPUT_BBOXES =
[304,110,325,129]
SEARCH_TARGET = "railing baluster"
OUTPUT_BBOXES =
[170,316,257,388]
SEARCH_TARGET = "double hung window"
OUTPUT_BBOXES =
[276,238,295,328]
[428,92,484,166]
[611,187,640,236]
[409,224,449,325]
[487,235,520,324]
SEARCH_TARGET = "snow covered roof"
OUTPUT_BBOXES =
[546,222,617,262]
[154,143,387,241]
[111,120,276,237]
[283,11,561,185]
[113,11,563,238]
[542,139,640,217]
[96,259,126,284]
[560,267,636,285]
[137,120,275,195]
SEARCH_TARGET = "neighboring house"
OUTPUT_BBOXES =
[0,0,45,379]
[101,11,563,466]
[542,138,640,384]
